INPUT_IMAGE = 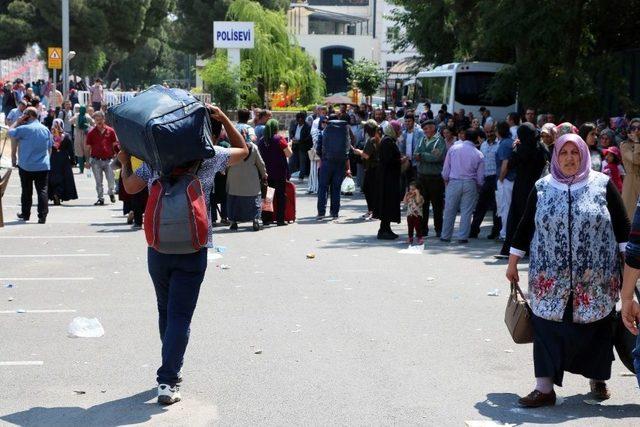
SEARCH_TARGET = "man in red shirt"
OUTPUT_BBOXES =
[86,111,118,205]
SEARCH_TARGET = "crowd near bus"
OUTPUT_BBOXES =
[5,75,640,408]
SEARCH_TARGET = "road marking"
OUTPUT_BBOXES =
[0,254,110,258]
[0,235,118,239]
[0,309,77,314]
[0,361,44,366]
[0,277,94,281]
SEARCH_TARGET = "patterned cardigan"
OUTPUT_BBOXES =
[510,172,629,323]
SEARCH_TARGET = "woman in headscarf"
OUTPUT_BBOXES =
[258,118,292,226]
[578,122,601,171]
[375,120,402,239]
[48,118,78,205]
[507,133,629,407]
[539,123,556,177]
[43,108,56,130]
[600,128,616,149]
[69,104,94,173]
[620,117,640,218]
[226,137,268,232]
[500,123,549,255]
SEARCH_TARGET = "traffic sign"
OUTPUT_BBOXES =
[48,47,62,70]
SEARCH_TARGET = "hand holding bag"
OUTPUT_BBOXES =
[505,281,534,344]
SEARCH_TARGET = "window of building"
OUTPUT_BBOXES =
[332,54,344,69]
[386,27,400,43]
[386,61,398,71]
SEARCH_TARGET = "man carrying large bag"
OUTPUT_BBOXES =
[119,102,248,405]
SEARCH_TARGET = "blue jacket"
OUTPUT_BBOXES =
[399,127,424,166]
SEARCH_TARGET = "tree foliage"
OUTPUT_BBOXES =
[210,0,324,106]
[346,58,386,99]
[390,0,640,120]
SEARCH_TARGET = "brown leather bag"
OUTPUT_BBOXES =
[504,281,534,344]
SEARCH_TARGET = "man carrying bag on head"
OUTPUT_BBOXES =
[119,104,248,405]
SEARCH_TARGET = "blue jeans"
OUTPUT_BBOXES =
[317,160,344,217]
[634,334,640,387]
[442,179,479,240]
[147,247,208,386]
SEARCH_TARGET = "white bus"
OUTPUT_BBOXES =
[412,62,517,122]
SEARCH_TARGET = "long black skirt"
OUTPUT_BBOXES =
[48,150,78,201]
[532,296,615,386]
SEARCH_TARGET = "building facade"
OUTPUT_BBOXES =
[288,0,417,95]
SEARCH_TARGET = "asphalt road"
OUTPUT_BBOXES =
[0,167,639,426]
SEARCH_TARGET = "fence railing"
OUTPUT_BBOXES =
[77,90,211,108]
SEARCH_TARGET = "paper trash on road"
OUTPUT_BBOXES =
[4,283,15,289]
[68,317,105,338]
[398,246,423,255]
[207,253,223,261]
[306,253,316,259]
[487,289,500,296]
[218,264,231,270]
[215,246,227,253]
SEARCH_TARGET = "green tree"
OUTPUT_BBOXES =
[201,53,240,110]
[223,0,324,106]
[346,58,386,103]
[390,0,640,120]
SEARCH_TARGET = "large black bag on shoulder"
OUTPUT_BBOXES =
[107,85,215,175]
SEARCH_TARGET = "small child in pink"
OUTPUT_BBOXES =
[403,182,424,245]
[602,147,624,192]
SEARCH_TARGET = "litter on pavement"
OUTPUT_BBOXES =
[487,289,500,296]
[67,317,105,338]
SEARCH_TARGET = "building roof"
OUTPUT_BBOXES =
[387,57,422,75]
[290,4,368,23]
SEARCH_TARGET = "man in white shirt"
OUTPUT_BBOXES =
[507,112,520,139]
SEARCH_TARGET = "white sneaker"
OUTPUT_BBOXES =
[157,383,181,405]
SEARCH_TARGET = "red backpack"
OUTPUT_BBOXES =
[144,167,209,254]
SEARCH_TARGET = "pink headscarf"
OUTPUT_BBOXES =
[551,133,591,184]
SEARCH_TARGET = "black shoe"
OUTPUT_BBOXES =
[16,213,29,221]
[469,233,478,239]
[53,195,61,206]
[109,195,116,203]
[230,222,238,230]
[277,221,288,226]
[487,233,498,239]
[252,220,260,231]
[94,199,104,206]
[377,231,398,240]
[221,218,230,226]
[457,239,469,244]
[439,238,451,243]
[38,217,46,224]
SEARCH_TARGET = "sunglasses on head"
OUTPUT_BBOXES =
[630,125,640,131]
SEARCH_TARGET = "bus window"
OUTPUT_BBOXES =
[454,72,515,106]
[417,77,447,104]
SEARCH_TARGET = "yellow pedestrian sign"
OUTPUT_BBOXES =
[48,47,62,70]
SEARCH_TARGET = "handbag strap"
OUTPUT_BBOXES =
[510,281,527,300]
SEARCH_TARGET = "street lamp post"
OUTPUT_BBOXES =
[62,0,70,99]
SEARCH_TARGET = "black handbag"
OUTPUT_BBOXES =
[613,287,640,374]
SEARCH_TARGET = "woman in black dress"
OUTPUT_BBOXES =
[376,120,402,239]
[48,119,78,205]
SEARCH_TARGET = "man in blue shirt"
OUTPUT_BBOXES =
[9,106,53,223]
[5,100,26,126]
[494,120,515,242]
[470,122,501,238]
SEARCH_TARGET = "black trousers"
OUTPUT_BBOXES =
[19,168,49,220]
[470,175,500,237]
[417,174,444,236]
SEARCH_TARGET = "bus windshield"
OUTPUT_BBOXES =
[454,72,515,106]
[416,76,450,105]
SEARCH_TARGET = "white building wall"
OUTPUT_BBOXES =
[297,34,380,65]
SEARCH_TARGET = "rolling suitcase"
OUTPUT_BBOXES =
[282,181,296,222]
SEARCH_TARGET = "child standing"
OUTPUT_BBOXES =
[602,147,624,192]
[403,182,424,245]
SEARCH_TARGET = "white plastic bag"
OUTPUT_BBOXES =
[67,317,105,338]
[341,177,355,194]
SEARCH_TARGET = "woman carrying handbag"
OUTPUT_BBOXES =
[506,132,630,408]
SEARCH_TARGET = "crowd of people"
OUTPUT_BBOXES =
[7,76,640,406]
